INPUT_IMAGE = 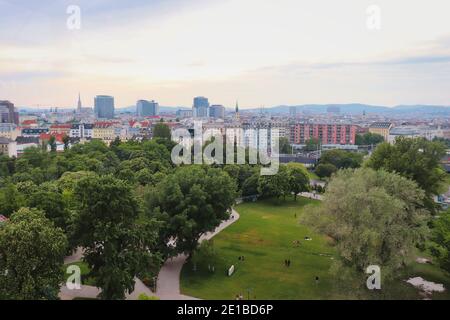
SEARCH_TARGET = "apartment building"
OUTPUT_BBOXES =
[291,123,357,145]
[369,122,393,141]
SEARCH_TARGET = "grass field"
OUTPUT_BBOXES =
[180,196,450,300]
[181,197,340,300]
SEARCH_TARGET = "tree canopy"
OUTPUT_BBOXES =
[430,209,450,273]
[0,208,67,300]
[320,149,364,170]
[367,137,447,212]
[355,132,384,146]
[286,163,310,200]
[152,123,171,140]
[145,166,237,256]
[304,138,320,152]
[301,168,429,283]
[72,175,161,300]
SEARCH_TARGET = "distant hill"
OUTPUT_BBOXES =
[18,103,450,116]
[242,104,450,116]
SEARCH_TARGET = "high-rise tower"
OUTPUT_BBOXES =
[94,95,115,119]
[193,96,209,118]
[0,100,19,125]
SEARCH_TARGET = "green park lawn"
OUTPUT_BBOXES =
[181,197,340,300]
[180,196,450,300]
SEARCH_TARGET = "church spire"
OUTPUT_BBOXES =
[235,100,240,122]
[77,93,82,112]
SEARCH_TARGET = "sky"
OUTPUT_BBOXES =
[0,0,449,108]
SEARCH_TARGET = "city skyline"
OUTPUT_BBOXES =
[1,0,450,108]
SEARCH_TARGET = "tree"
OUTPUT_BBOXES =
[62,135,70,150]
[48,136,57,152]
[154,138,177,154]
[286,163,310,200]
[102,151,121,174]
[19,147,47,168]
[0,155,15,178]
[0,208,67,300]
[136,168,154,186]
[73,175,160,300]
[146,166,236,256]
[279,137,292,154]
[258,165,290,200]
[224,165,240,184]
[301,168,429,284]
[58,171,98,193]
[304,138,320,152]
[242,173,260,197]
[152,123,171,140]
[432,137,450,148]
[430,210,450,273]
[110,137,122,149]
[0,184,25,217]
[191,240,217,271]
[356,133,384,146]
[27,190,70,232]
[367,137,447,213]
[320,149,363,170]
[224,164,257,193]
[315,163,337,179]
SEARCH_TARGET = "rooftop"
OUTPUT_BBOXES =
[370,122,393,129]
[0,137,13,144]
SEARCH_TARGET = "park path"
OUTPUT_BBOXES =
[156,208,240,300]
[299,192,324,201]
[61,249,155,300]
[61,196,317,300]
[61,209,241,300]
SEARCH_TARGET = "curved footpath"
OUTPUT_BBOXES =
[156,195,322,300]
[60,209,240,300]
[61,196,319,300]
[156,208,241,300]
[60,249,155,300]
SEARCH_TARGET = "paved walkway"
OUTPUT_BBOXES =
[156,209,240,300]
[61,249,155,300]
[310,180,326,188]
[60,209,240,300]
[300,192,324,201]
[64,247,84,264]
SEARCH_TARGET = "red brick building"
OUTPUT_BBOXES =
[291,123,357,145]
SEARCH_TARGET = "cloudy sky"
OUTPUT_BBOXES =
[0,0,449,108]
